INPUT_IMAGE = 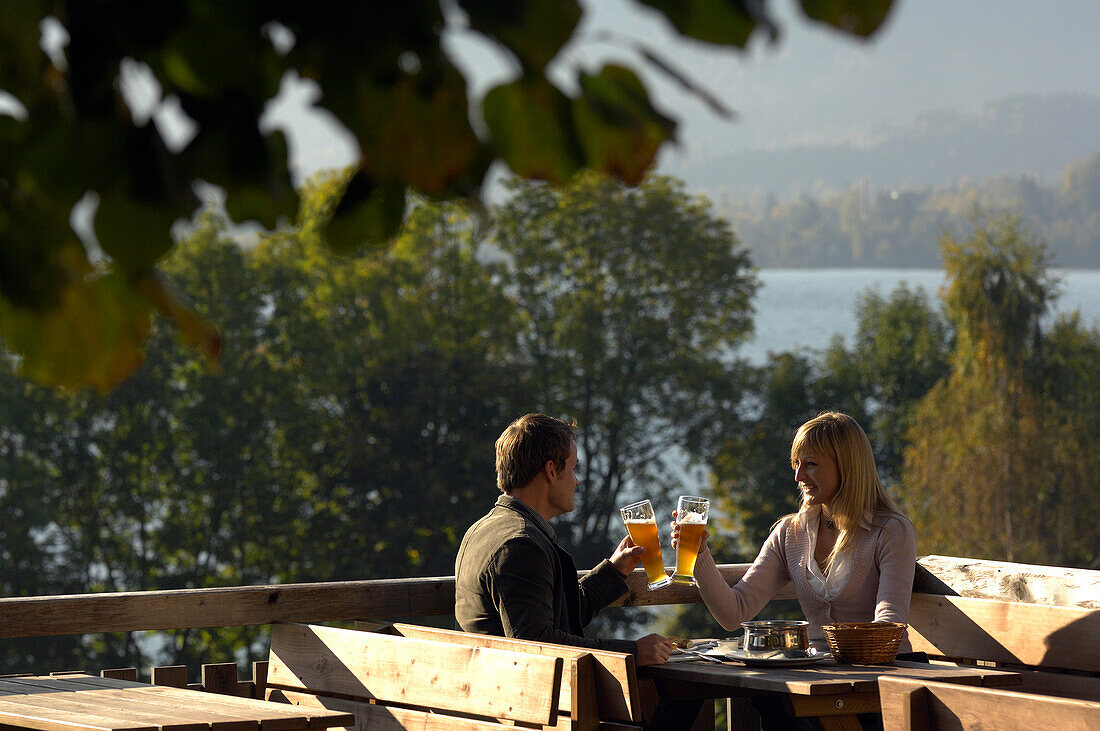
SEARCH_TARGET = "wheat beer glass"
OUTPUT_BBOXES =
[619,499,672,590]
[672,495,709,586]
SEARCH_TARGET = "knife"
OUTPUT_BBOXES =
[676,647,725,663]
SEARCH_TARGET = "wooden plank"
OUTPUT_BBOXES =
[100,670,138,682]
[151,666,189,688]
[132,685,354,726]
[19,677,145,691]
[908,594,1100,673]
[0,696,153,731]
[642,658,1019,698]
[0,694,160,731]
[0,564,782,639]
[275,688,507,731]
[267,623,562,726]
[610,565,796,608]
[0,686,164,731]
[43,690,258,731]
[0,677,114,693]
[787,691,880,718]
[201,663,240,697]
[877,677,931,731]
[1012,668,1100,701]
[252,661,269,699]
[915,555,1100,608]
[879,676,1100,730]
[8,689,215,731]
[813,716,863,731]
[0,576,460,638]
[4,677,351,730]
[387,622,642,724]
[571,653,599,731]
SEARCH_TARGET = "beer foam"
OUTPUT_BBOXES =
[679,512,707,524]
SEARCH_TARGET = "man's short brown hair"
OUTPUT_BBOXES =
[495,413,577,494]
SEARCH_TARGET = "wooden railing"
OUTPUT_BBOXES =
[0,565,770,640]
[0,555,1095,689]
[1,555,1093,641]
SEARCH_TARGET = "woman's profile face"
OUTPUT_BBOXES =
[792,449,840,508]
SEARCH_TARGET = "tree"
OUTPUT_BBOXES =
[0,0,896,390]
[709,353,819,558]
[250,188,531,581]
[837,284,951,483]
[493,172,758,567]
[705,282,949,567]
[900,215,1100,567]
[0,177,535,671]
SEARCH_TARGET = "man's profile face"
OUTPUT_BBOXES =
[547,441,579,517]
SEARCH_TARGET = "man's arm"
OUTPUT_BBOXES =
[576,536,676,664]
[576,535,642,626]
[490,536,639,654]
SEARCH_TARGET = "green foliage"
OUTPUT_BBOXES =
[900,216,1099,567]
[836,285,951,483]
[653,214,1098,652]
[493,172,758,566]
[940,214,1056,382]
[709,354,818,558]
[0,0,895,390]
[0,169,764,671]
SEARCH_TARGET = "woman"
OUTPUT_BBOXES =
[674,411,917,654]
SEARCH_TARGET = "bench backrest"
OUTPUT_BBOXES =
[879,676,1100,730]
[908,593,1100,674]
[382,622,642,726]
[266,623,564,730]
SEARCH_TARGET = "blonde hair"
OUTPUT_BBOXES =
[788,412,901,565]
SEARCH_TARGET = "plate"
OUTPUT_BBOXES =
[724,648,833,667]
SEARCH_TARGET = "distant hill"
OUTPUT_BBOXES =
[712,151,1100,269]
[672,93,1100,198]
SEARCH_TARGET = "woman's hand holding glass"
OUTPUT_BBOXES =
[669,511,711,550]
[670,496,710,585]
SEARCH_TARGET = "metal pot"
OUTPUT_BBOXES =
[741,620,809,654]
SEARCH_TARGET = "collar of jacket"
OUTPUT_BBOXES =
[495,493,557,542]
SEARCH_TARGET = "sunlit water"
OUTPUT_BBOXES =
[743,268,1100,364]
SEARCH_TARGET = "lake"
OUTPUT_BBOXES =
[743,268,1100,364]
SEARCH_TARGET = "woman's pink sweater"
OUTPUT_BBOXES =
[694,510,917,651]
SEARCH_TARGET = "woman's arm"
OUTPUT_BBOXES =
[872,515,918,623]
[692,522,794,631]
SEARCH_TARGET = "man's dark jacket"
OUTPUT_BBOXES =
[455,494,636,654]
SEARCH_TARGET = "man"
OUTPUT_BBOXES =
[455,413,675,666]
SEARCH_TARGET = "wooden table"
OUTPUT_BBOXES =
[0,675,354,731]
[642,657,1022,730]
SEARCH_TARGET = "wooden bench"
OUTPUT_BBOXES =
[265,622,567,730]
[373,622,645,730]
[910,556,1100,701]
[879,676,1100,729]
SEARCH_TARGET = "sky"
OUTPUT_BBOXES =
[6,1,1097,191]
[568,0,1100,168]
[266,0,1100,188]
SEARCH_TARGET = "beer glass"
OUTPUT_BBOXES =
[619,499,672,590]
[671,495,709,586]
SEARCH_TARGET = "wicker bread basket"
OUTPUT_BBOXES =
[822,622,907,664]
